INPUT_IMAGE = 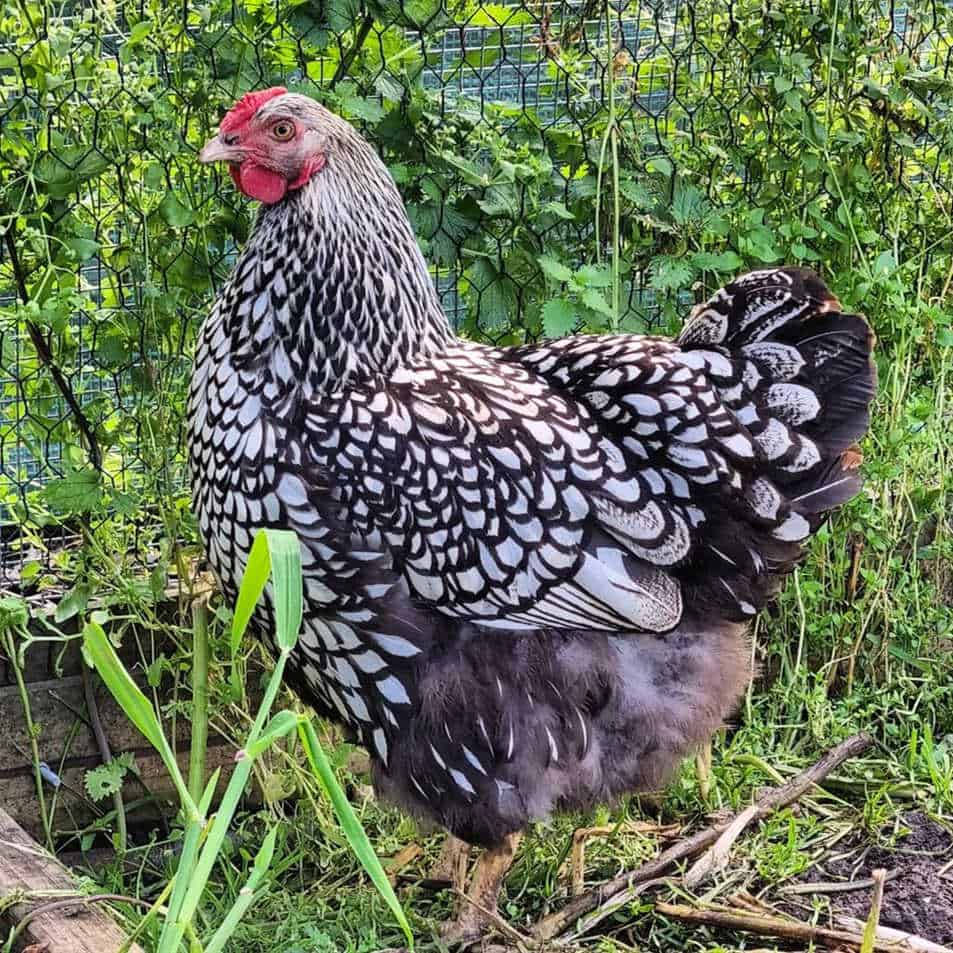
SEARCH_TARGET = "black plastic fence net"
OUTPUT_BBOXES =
[1,0,951,582]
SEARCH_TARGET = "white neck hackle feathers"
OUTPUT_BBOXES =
[218,95,453,397]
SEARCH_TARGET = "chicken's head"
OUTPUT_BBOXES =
[200,88,334,204]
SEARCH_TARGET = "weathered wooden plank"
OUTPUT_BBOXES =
[0,663,254,838]
[0,739,239,838]
[0,672,199,765]
[0,806,144,952]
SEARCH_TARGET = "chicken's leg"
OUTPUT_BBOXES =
[439,832,521,945]
[427,834,471,890]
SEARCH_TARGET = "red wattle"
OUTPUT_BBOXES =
[236,162,289,204]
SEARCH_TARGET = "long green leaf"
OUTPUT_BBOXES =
[158,771,220,953]
[176,625,295,933]
[203,826,279,953]
[229,528,302,697]
[83,622,195,817]
[174,756,255,932]
[244,709,299,760]
[230,530,272,659]
[260,528,303,652]
[298,719,414,949]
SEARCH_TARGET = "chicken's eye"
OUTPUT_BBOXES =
[272,121,295,141]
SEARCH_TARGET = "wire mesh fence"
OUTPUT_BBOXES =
[1,0,952,585]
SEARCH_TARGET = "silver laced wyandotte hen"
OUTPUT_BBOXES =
[190,88,876,942]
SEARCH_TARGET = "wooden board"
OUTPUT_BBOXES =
[0,806,144,952]
[0,627,254,839]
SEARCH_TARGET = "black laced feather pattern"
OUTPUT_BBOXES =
[509,266,876,622]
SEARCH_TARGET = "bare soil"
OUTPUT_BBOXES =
[789,811,953,944]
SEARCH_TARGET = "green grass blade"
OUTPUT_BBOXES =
[231,528,302,654]
[175,652,291,933]
[83,621,195,817]
[188,598,210,806]
[203,826,279,953]
[229,528,302,697]
[174,757,254,933]
[244,709,299,760]
[260,528,303,653]
[298,718,414,949]
[158,770,221,953]
[159,819,207,953]
[230,530,272,659]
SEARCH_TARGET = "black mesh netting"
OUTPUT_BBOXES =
[1,0,951,585]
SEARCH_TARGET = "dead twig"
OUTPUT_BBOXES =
[531,731,874,941]
[654,900,922,953]
[837,916,953,953]
[781,869,899,896]
[567,821,679,897]
[683,802,760,889]
[451,888,532,948]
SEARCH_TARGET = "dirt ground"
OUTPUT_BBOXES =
[789,811,953,944]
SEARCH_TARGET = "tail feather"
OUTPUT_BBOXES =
[678,267,876,615]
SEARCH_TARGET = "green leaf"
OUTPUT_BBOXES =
[231,529,303,659]
[801,111,828,147]
[646,156,673,176]
[230,531,272,663]
[158,191,195,228]
[299,719,414,948]
[204,827,280,953]
[55,583,91,623]
[243,709,300,760]
[689,250,743,272]
[542,298,576,337]
[41,471,103,515]
[467,259,515,331]
[466,4,531,26]
[620,179,654,208]
[574,264,613,288]
[35,149,110,199]
[326,0,363,34]
[85,752,137,801]
[0,597,29,630]
[537,255,574,284]
[649,256,694,293]
[339,90,385,124]
[82,622,195,814]
[128,20,152,44]
[541,201,575,221]
[873,250,897,275]
[65,237,101,261]
[581,287,614,317]
[670,181,709,226]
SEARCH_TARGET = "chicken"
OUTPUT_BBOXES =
[189,87,876,941]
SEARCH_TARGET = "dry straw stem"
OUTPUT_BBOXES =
[653,900,952,953]
[838,916,953,953]
[532,731,874,941]
[567,821,680,897]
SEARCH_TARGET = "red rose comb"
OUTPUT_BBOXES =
[220,87,288,133]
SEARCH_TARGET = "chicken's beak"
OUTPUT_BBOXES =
[199,135,241,164]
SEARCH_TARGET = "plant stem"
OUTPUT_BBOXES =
[331,15,375,87]
[1,627,54,852]
[1,227,103,471]
[81,662,128,854]
[188,598,210,806]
